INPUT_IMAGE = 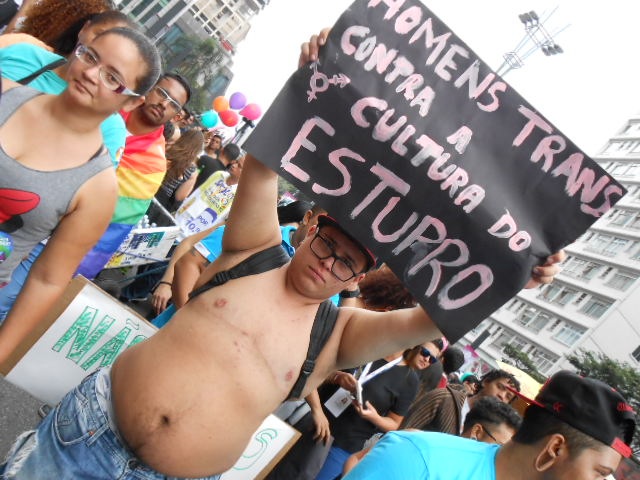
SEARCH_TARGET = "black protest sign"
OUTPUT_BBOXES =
[243,0,625,342]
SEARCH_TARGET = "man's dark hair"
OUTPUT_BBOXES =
[310,203,326,216]
[51,14,96,55]
[513,406,604,457]
[441,347,465,375]
[94,27,160,95]
[221,143,242,162]
[50,10,137,57]
[480,369,521,392]
[277,201,313,225]
[160,72,192,104]
[430,338,445,352]
[463,396,522,433]
[163,121,176,141]
[91,10,139,30]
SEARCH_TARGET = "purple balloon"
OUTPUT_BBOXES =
[240,103,262,121]
[229,92,247,110]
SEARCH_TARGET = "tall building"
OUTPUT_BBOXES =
[112,0,269,100]
[461,115,640,376]
[114,0,265,46]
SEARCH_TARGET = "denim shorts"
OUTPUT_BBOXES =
[1,368,221,480]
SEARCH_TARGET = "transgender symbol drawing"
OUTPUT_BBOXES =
[306,62,350,102]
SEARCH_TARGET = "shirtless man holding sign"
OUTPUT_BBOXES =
[1,31,563,480]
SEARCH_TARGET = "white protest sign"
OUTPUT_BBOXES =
[105,225,182,268]
[221,414,301,480]
[174,170,237,237]
[2,277,157,405]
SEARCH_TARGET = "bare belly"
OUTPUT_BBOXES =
[110,289,319,477]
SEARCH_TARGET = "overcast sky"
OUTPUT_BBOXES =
[226,1,640,155]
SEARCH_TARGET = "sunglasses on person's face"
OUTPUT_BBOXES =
[419,347,438,364]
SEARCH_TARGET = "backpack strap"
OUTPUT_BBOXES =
[189,244,290,299]
[287,300,340,400]
[16,58,67,85]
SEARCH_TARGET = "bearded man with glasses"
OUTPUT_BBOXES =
[75,71,193,280]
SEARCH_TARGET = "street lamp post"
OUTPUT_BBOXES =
[496,9,569,77]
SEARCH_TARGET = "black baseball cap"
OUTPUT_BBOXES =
[508,370,636,458]
[316,215,376,272]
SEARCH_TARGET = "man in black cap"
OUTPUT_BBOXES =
[343,370,636,479]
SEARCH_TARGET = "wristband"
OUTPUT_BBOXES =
[339,288,360,299]
[152,281,172,293]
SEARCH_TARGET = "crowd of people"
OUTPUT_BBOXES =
[0,4,635,480]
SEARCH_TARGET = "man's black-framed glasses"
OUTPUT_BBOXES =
[310,230,362,282]
[152,86,182,114]
[482,425,504,445]
[74,44,140,97]
[419,347,438,364]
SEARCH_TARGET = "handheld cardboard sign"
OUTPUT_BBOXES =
[244,0,625,341]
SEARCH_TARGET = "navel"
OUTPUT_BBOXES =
[214,298,227,308]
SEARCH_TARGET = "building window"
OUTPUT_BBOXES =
[588,234,612,252]
[606,271,639,291]
[548,319,562,331]
[490,332,512,351]
[515,308,552,333]
[603,238,628,256]
[610,211,632,227]
[554,323,586,346]
[539,284,578,305]
[580,297,611,318]
[600,266,613,279]
[565,257,601,279]
[632,345,640,363]
[586,234,633,258]
[531,350,559,373]
[573,293,587,305]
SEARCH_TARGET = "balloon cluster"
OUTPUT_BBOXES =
[200,92,262,129]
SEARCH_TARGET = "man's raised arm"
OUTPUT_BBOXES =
[334,305,442,371]
[221,153,282,253]
[332,251,565,370]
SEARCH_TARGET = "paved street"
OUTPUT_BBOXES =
[0,376,41,459]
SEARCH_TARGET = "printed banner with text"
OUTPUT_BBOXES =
[243,0,625,341]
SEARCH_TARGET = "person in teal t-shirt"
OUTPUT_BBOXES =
[344,431,498,480]
[344,371,635,480]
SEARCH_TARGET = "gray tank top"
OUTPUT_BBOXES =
[0,86,112,284]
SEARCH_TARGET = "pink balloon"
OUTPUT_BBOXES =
[229,92,247,110]
[240,103,262,121]
[220,109,239,127]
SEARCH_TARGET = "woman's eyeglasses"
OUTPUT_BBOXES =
[74,44,139,97]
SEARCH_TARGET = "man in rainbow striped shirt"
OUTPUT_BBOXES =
[76,73,191,280]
